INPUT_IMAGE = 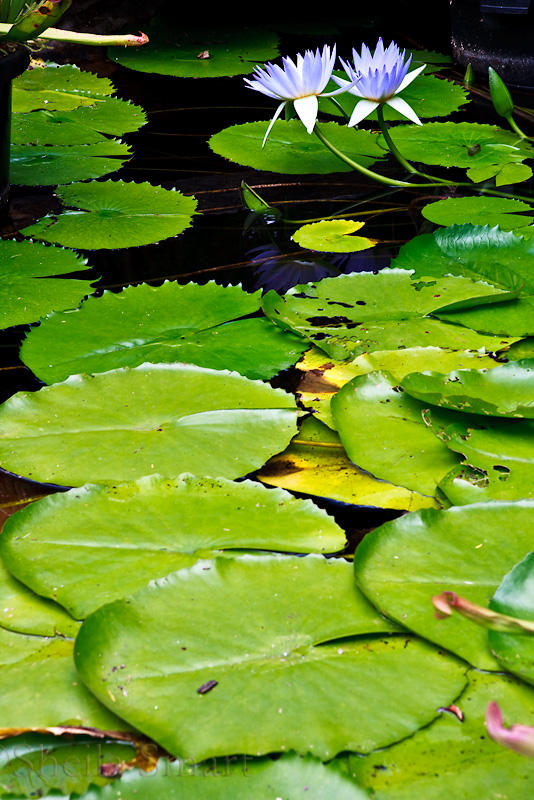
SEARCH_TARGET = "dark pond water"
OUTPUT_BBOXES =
[0,3,531,534]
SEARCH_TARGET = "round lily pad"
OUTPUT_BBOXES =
[209,120,384,174]
[422,197,534,230]
[0,363,299,487]
[75,554,466,761]
[11,141,131,186]
[21,180,198,249]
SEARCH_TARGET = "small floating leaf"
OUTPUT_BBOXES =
[1,473,345,618]
[110,24,280,77]
[209,120,384,174]
[21,180,198,249]
[0,363,299,486]
[292,219,377,253]
[0,240,94,329]
[75,554,466,761]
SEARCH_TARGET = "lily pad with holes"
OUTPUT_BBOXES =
[384,121,534,171]
[209,120,384,174]
[401,359,534,417]
[262,269,513,360]
[354,500,534,669]
[331,370,459,497]
[0,363,299,486]
[422,197,534,230]
[12,64,113,113]
[0,240,94,329]
[320,73,468,122]
[0,627,126,730]
[88,754,370,800]
[431,411,534,503]
[489,552,534,685]
[349,670,534,800]
[11,141,131,186]
[0,473,345,619]
[292,219,377,253]
[21,180,198,249]
[110,24,279,77]
[75,554,466,761]
[20,281,307,383]
[392,224,534,295]
[258,416,438,511]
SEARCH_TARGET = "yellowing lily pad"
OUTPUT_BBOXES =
[292,220,377,254]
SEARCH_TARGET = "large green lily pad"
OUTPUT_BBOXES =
[12,65,113,113]
[258,416,438,511]
[331,370,459,497]
[393,224,534,295]
[0,363,300,486]
[0,240,95,329]
[1,473,345,618]
[21,281,306,383]
[88,754,369,799]
[422,197,534,230]
[489,552,534,685]
[0,627,125,730]
[75,554,466,761]
[21,180,198,249]
[110,25,280,77]
[354,501,534,669]
[11,141,131,186]
[401,359,534,417]
[209,120,384,174]
[349,670,534,799]
[262,269,513,359]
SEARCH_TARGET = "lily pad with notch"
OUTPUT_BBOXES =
[11,140,131,186]
[292,219,377,254]
[12,64,114,113]
[422,197,534,231]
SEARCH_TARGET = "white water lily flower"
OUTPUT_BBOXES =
[244,45,356,147]
[332,38,426,127]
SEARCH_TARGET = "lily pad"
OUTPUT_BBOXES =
[75,554,466,761]
[21,180,198,249]
[209,120,384,174]
[321,73,468,122]
[0,363,299,486]
[11,141,131,186]
[331,370,459,497]
[1,473,345,619]
[393,224,534,295]
[0,734,135,797]
[258,416,438,511]
[422,197,534,230]
[349,670,534,799]
[384,122,534,172]
[0,240,94,330]
[13,64,113,113]
[402,359,534,417]
[110,24,279,77]
[87,754,369,800]
[0,627,125,730]
[353,500,534,669]
[436,296,534,339]
[296,346,498,429]
[292,219,377,253]
[431,411,534,502]
[20,281,307,383]
[262,269,512,360]
[0,557,79,637]
[489,552,534,685]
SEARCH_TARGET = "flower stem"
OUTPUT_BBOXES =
[0,23,149,46]
[313,124,453,189]
[376,105,450,184]
[506,114,534,141]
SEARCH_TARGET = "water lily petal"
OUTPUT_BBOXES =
[293,95,319,134]
[486,701,534,757]
[262,101,286,148]
[396,63,426,93]
[386,95,422,125]
[348,99,379,127]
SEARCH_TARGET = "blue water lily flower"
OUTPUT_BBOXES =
[332,39,426,127]
[244,45,356,146]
